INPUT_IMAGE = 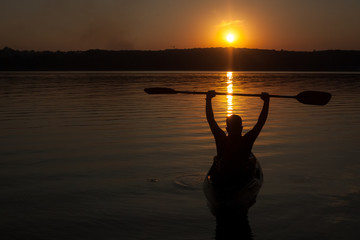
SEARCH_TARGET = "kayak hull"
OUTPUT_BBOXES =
[203,153,263,216]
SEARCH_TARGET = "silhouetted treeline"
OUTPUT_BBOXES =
[1,47,359,71]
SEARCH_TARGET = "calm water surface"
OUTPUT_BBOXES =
[0,72,360,239]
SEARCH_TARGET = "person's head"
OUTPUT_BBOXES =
[226,115,243,136]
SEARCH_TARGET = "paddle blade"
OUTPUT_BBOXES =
[295,91,332,105]
[144,87,177,94]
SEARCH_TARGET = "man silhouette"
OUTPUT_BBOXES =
[206,90,270,189]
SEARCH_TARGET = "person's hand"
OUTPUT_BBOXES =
[206,90,216,100]
[261,92,270,102]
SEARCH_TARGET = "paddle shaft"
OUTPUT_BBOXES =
[176,90,295,99]
[144,87,331,105]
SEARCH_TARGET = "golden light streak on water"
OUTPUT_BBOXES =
[226,72,233,116]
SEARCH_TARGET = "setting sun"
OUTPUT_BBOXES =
[226,33,235,43]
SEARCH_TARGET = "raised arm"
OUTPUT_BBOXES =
[249,92,270,140]
[206,91,225,138]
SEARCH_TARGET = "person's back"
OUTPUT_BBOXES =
[206,91,270,188]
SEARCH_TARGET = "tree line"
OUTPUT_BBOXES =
[1,47,359,71]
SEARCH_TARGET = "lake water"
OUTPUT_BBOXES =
[0,71,360,239]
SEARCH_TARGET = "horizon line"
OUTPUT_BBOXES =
[2,46,360,53]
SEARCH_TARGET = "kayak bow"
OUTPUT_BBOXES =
[203,153,263,216]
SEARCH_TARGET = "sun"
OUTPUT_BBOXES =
[215,27,243,47]
[226,33,235,43]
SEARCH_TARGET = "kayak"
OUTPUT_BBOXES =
[203,153,263,216]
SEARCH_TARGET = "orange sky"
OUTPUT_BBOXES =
[1,0,359,51]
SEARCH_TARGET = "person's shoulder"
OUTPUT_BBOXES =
[215,130,226,139]
[214,129,226,141]
[244,129,256,141]
[244,129,254,136]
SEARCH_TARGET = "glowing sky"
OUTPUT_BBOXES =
[1,0,359,51]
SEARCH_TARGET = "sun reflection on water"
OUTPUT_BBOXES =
[226,72,233,116]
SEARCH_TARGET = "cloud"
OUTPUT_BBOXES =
[216,20,245,28]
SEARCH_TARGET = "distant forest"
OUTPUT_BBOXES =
[1,47,359,71]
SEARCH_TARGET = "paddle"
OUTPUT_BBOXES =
[144,87,332,105]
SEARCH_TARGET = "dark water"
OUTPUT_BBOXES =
[0,71,360,239]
